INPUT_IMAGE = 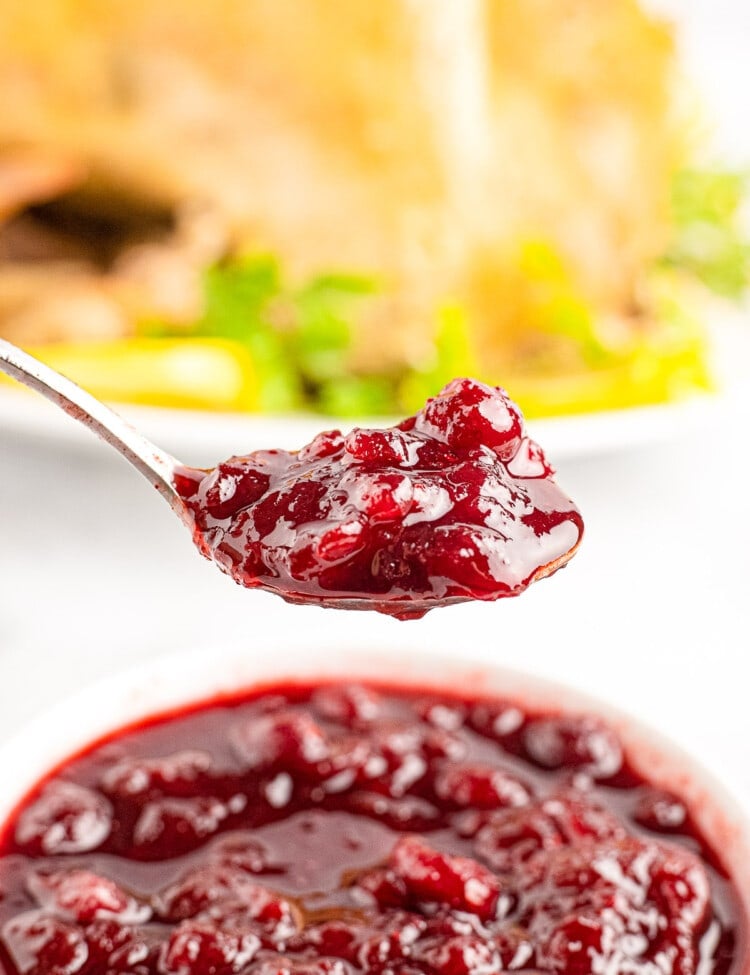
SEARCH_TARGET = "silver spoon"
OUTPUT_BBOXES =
[0,339,582,618]
[0,338,193,525]
[0,339,431,613]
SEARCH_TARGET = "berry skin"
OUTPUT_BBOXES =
[414,378,524,458]
[522,715,623,779]
[27,869,149,924]
[160,919,261,975]
[433,762,531,810]
[14,782,112,855]
[2,912,88,975]
[389,836,501,920]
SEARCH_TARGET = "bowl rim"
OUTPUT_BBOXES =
[0,641,748,970]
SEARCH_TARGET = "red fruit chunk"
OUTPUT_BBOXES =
[433,762,531,810]
[14,782,112,855]
[156,865,261,921]
[521,838,712,974]
[2,912,88,975]
[522,715,623,779]
[101,749,212,797]
[355,867,409,909]
[84,919,161,972]
[651,844,710,927]
[506,438,553,479]
[248,956,355,975]
[634,788,688,832]
[357,915,424,971]
[133,795,236,853]
[474,804,564,872]
[343,429,412,466]
[203,462,271,519]
[179,379,583,618]
[543,915,604,975]
[473,793,624,874]
[311,685,382,726]
[416,934,502,975]
[348,793,440,831]
[232,710,330,774]
[468,702,526,740]
[27,869,149,924]
[389,836,501,920]
[157,865,300,942]
[544,792,624,845]
[161,919,261,975]
[413,378,523,458]
[292,921,361,962]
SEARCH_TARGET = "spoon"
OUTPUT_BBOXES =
[0,340,583,618]
[0,338,192,525]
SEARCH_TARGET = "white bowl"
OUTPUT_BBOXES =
[0,643,748,970]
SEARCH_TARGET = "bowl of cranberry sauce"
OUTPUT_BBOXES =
[0,650,747,975]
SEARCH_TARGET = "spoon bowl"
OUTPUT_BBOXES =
[0,340,583,617]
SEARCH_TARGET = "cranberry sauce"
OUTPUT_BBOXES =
[176,380,583,619]
[0,682,743,975]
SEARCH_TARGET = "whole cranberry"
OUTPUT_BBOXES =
[161,919,261,975]
[522,716,623,779]
[389,836,501,920]
[413,379,523,458]
[2,912,88,975]
[27,868,149,924]
[14,782,112,855]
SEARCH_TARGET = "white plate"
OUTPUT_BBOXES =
[2,311,748,466]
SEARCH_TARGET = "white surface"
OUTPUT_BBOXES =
[1,387,749,814]
[645,0,750,163]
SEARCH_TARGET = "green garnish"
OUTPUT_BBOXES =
[661,166,750,299]
[193,256,380,413]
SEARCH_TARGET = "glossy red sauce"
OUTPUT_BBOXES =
[176,380,583,618]
[0,682,743,974]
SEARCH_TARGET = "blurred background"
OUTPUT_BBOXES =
[0,1,749,798]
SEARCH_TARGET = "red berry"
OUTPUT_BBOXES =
[27,869,148,924]
[133,796,235,853]
[311,685,383,726]
[389,836,501,920]
[101,749,212,797]
[523,715,623,779]
[2,912,88,975]
[634,789,688,832]
[416,934,502,975]
[203,462,271,519]
[232,711,330,775]
[15,782,112,855]
[415,379,523,457]
[161,919,261,975]
[433,762,530,810]
[343,429,411,466]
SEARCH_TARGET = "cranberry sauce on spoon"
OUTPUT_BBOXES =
[176,379,583,619]
[0,681,743,975]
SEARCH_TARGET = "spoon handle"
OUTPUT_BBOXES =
[0,339,187,517]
